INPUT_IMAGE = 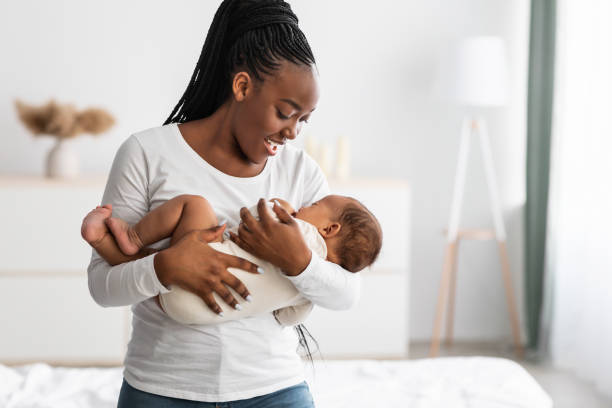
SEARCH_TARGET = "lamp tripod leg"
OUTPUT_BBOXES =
[445,239,460,346]
[477,118,524,358]
[431,117,472,357]
[498,241,524,358]
[430,240,457,357]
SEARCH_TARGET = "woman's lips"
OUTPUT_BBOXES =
[263,136,284,156]
[264,138,277,155]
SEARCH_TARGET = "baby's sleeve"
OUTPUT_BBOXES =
[87,135,171,307]
[281,151,361,311]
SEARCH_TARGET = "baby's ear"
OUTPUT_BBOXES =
[321,222,341,238]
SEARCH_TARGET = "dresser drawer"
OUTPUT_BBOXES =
[0,179,106,271]
[0,274,129,365]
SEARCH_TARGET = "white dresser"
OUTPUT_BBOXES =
[0,175,128,366]
[0,176,410,365]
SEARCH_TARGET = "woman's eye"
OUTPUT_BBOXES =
[276,109,290,120]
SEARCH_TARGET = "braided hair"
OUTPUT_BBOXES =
[163,0,316,125]
[164,0,320,363]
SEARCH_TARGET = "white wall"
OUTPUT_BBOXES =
[0,0,529,342]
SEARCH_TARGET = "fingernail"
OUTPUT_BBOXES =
[246,295,253,302]
[257,267,265,274]
[274,200,280,207]
[234,304,242,311]
[218,311,224,317]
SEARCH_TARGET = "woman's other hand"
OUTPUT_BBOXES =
[154,225,261,315]
[229,198,311,276]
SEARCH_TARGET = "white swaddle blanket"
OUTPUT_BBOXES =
[159,202,327,326]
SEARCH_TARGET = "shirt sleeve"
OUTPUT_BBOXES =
[87,135,171,308]
[283,152,362,310]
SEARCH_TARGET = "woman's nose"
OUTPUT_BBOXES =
[282,121,300,140]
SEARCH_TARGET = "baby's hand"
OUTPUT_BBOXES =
[269,198,295,216]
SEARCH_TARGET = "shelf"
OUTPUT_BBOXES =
[0,174,108,187]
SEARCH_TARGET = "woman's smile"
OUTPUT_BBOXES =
[264,136,285,156]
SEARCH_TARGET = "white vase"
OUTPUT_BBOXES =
[46,139,79,179]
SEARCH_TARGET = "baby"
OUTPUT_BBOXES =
[81,194,382,326]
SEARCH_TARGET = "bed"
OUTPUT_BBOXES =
[0,357,552,407]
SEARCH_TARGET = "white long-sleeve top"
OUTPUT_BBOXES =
[86,123,360,402]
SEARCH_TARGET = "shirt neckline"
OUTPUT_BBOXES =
[171,122,272,184]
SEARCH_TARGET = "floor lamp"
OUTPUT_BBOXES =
[429,36,524,358]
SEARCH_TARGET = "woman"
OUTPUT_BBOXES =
[87,0,359,407]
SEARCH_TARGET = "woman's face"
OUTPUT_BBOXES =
[230,61,320,165]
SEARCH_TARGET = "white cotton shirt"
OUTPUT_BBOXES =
[86,123,360,402]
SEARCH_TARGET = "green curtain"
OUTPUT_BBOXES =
[525,0,556,350]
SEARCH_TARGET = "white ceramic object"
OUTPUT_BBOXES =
[46,139,79,178]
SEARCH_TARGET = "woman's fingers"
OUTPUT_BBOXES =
[239,207,260,233]
[272,200,295,224]
[228,230,245,249]
[197,286,224,316]
[257,198,274,226]
[235,223,256,250]
[214,283,241,311]
[220,251,261,274]
[197,224,226,243]
[222,273,252,302]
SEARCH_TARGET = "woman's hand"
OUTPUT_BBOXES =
[229,199,312,276]
[154,224,261,315]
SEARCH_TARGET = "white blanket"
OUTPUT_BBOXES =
[0,357,552,408]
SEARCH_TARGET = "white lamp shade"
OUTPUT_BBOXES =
[434,36,509,107]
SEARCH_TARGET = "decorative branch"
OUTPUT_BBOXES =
[15,99,115,140]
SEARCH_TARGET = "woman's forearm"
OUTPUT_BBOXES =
[87,248,171,308]
[279,247,312,277]
[153,248,175,287]
[284,253,361,310]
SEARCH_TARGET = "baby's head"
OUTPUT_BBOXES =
[293,195,382,273]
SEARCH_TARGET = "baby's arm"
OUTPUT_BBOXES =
[84,194,220,267]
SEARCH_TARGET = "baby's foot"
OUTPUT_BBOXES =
[81,204,113,247]
[105,216,143,256]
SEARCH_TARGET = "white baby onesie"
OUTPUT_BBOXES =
[159,202,327,327]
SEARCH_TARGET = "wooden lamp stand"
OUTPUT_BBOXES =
[429,117,524,359]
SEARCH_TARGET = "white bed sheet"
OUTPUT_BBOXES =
[0,357,552,408]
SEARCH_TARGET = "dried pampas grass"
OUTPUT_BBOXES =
[15,99,115,139]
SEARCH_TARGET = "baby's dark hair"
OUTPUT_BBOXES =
[335,199,383,272]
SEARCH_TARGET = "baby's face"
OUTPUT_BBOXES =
[293,195,349,230]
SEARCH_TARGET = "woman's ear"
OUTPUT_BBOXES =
[232,71,252,102]
[320,222,341,238]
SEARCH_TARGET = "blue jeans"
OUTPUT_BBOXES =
[117,378,315,408]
